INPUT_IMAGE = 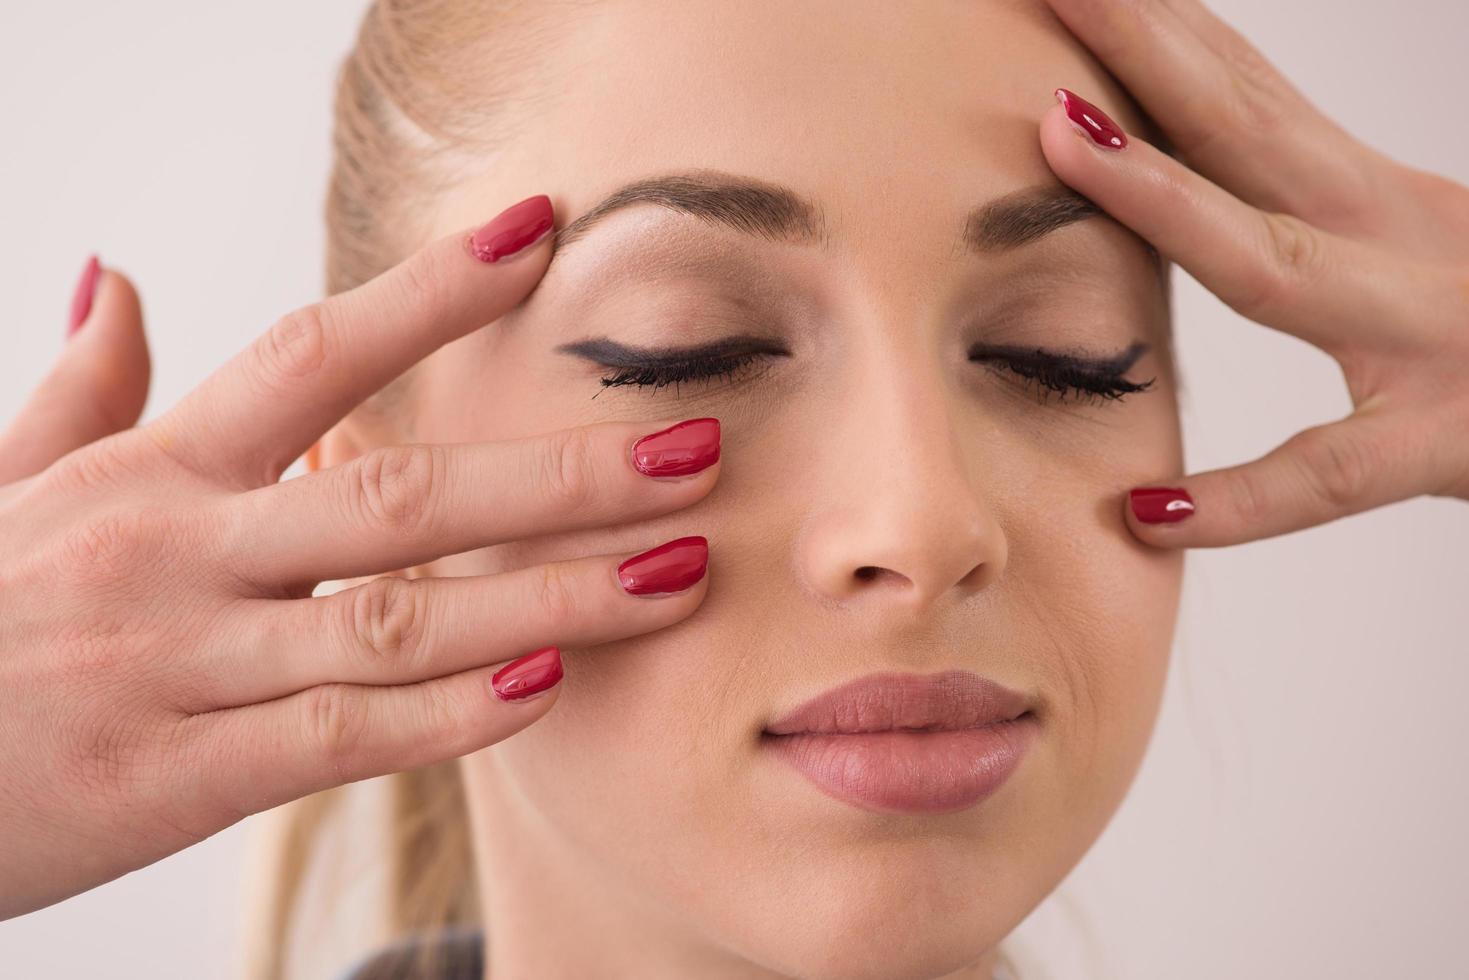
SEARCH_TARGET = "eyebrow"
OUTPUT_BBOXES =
[548,169,1108,259]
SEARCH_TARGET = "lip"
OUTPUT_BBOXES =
[761,670,1038,815]
[764,669,1033,735]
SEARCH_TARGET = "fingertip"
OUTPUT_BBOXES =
[1124,485,1197,547]
[466,193,556,265]
[490,645,564,704]
[1037,102,1099,180]
[407,648,568,766]
[629,416,723,482]
[66,254,102,337]
[75,265,152,424]
[1054,87,1130,151]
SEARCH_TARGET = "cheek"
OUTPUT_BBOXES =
[1012,486,1183,829]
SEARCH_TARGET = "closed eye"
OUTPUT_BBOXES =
[968,340,1156,405]
[554,335,1156,405]
[556,335,786,399]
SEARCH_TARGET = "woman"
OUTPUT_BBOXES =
[1,1,1464,978]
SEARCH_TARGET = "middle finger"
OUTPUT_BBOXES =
[215,416,722,593]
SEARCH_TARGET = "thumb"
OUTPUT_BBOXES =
[0,255,152,484]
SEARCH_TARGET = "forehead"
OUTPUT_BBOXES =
[434,0,1136,250]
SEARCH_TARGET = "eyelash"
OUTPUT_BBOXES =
[595,352,772,396]
[596,348,1154,406]
[970,345,1156,406]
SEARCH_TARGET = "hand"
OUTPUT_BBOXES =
[0,195,719,920]
[1036,0,1469,546]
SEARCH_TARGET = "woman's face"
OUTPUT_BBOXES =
[343,0,1183,975]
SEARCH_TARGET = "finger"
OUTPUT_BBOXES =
[1038,96,1447,355]
[218,417,721,590]
[1042,0,1379,228]
[0,261,151,484]
[147,194,556,490]
[198,535,707,709]
[189,646,564,818]
[1123,405,1434,547]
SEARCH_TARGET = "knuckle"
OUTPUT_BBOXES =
[533,560,584,626]
[345,575,428,672]
[255,304,332,393]
[43,432,145,497]
[538,425,602,514]
[1247,211,1324,317]
[55,617,136,688]
[412,681,462,750]
[1221,463,1271,530]
[57,507,167,585]
[302,683,370,774]
[176,719,252,826]
[1402,166,1469,233]
[352,444,444,537]
[52,610,185,718]
[1290,426,1377,513]
[393,244,454,321]
[1221,45,1292,138]
[66,703,160,802]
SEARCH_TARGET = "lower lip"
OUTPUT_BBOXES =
[761,713,1039,815]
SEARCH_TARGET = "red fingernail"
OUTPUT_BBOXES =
[1129,487,1195,524]
[618,535,709,596]
[468,194,555,263]
[631,418,721,478]
[492,646,563,701]
[67,254,102,337]
[1055,88,1128,150]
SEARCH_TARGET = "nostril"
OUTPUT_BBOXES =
[855,566,880,581]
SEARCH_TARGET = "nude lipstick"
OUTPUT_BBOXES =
[760,669,1039,815]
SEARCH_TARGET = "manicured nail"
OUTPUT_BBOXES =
[1054,88,1128,150]
[492,646,563,702]
[468,194,555,263]
[1129,487,1195,524]
[631,418,721,478]
[67,254,102,337]
[618,535,709,597]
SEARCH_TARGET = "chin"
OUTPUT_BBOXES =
[700,839,1031,980]
[728,903,1011,980]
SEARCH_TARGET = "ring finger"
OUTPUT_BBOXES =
[191,534,710,710]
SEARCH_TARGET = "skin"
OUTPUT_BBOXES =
[3,0,1463,971]
[320,2,1183,977]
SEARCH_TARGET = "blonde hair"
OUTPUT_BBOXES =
[246,2,1067,977]
[248,2,566,978]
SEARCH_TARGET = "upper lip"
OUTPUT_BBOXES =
[763,669,1034,735]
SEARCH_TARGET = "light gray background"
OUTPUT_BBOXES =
[2,2,1466,978]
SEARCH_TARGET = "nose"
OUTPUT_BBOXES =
[793,342,1008,620]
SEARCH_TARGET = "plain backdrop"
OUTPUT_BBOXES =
[2,2,1466,978]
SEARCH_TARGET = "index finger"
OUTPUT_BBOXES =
[1041,0,1376,229]
[1038,100,1441,355]
[148,194,556,489]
